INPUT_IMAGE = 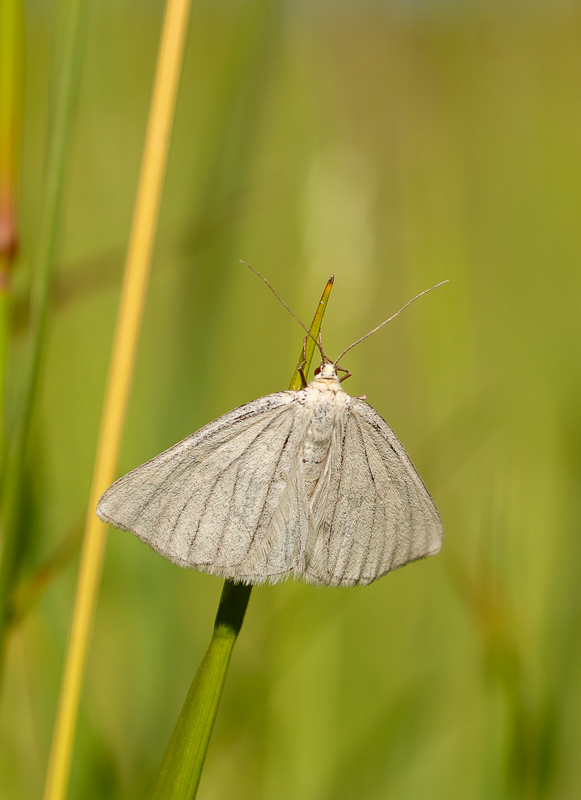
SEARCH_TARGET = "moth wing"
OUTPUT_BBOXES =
[97,391,310,583]
[303,398,443,587]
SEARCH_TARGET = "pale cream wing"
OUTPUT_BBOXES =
[97,391,311,583]
[303,399,443,587]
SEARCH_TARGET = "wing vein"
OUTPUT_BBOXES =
[172,411,289,548]
[247,417,298,552]
[352,413,381,582]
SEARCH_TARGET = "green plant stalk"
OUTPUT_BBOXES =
[0,0,89,669]
[0,0,23,473]
[151,276,334,800]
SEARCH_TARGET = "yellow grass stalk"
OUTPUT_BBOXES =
[42,1,192,798]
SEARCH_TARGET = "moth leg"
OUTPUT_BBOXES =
[338,369,352,383]
[297,337,308,388]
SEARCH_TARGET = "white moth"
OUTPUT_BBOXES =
[97,275,445,587]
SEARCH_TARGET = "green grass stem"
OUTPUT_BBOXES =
[0,0,23,475]
[150,275,334,800]
[0,0,89,673]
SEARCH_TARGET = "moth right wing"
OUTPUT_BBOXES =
[303,399,443,587]
[97,391,310,582]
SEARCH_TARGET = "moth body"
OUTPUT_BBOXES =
[300,367,349,501]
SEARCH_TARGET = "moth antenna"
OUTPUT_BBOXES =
[317,331,329,362]
[241,260,328,362]
[334,280,449,366]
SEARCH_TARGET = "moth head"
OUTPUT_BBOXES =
[314,361,337,380]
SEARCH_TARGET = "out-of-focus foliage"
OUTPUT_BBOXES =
[2,0,581,798]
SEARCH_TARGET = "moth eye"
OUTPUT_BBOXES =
[314,366,321,376]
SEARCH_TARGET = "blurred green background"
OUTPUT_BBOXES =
[2,0,581,797]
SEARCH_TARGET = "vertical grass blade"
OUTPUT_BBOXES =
[42,1,193,798]
[289,276,334,392]
[150,276,334,800]
[0,0,88,672]
[0,0,22,460]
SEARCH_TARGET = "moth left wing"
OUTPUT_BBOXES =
[97,391,310,583]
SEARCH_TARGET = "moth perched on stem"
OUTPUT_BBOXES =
[97,268,446,587]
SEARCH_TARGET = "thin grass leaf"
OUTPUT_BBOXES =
[0,0,89,675]
[150,275,334,800]
[0,0,23,464]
